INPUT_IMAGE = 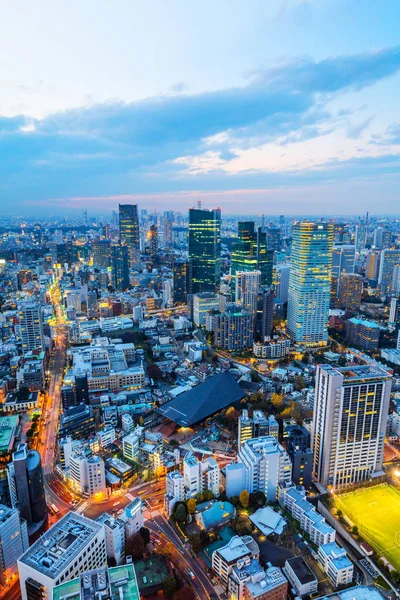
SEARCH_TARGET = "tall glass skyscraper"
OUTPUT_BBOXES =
[231,222,273,290]
[111,243,130,291]
[119,204,139,263]
[287,221,333,344]
[188,207,221,293]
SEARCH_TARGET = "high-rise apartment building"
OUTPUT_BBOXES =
[378,249,400,294]
[118,204,139,263]
[338,273,363,311]
[188,207,221,293]
[273,263,290,304]
[0,505,28,584]
[287,221,333,344]
[212,306,254,351]
[365,251,380,285]
[235,271,261,314]
[183,455,220,498]
[346,318,380,352]
[18,512,106,600]
[373,226,391,249]
[355,220,366,253]
[91,240,111,268]
[193,292,219,327]
[69,453,106,498]
[312,364,392,488]
[238,436,292,502]
[331,244,355,298]
[231,222,273,289]
[18,302,44,354]
[238,410,278,450]
[7,443,46,525]
[111,243,129,291]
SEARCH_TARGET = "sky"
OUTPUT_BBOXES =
[1,0,400,216]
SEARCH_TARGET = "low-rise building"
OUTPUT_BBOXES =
[284,556,318,597]
[346,318,380,352]
[96,513,125,565]
[212,535,260,587]
[164,470,185,515]
[318,542,354,588]
[53,564,139,600]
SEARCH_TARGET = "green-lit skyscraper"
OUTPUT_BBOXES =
[188,207,221,293]
[231,222,273,290]
[119,204,139,263]
[287,221,333,344]
[111,243,130,291]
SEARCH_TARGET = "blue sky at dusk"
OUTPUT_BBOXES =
[1,0,400,215]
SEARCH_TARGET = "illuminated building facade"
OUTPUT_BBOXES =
[235,270,261,314]
[18,302,44,354]
[111,243,129,291]
[148,224,158,259]
[338,273,363,311]
[118,204,139,263]
[231,222,273,290]
[378,249,400,294]
[173,259,188,304]
[287,221,333,344]
[312,364,391,488]
[91,240,111,268]
[346,317,380,351]
[188,207,221,293]
[331,244,355,298]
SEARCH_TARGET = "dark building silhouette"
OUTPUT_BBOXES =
[7,443,46,524]
[111,243,129,291]
[254,288,274,341]
[119,204,139,264]
[173,260,189,304]
[286,425,313,488]
[231,222,273,291]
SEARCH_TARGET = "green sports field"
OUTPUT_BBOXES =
[334,484,400,571]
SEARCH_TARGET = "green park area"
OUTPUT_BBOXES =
[334,483,400,571]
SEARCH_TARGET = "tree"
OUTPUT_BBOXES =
[175,503,187,523]
[232,515,253,536]
[187,498,196,514]
[336,509,343,517]
[253,490,266,507]
[174,587,195,600]
[139,527,151,545]
[270,393,285,410]
[147,363,163,381]
[240,489,249,508]
[195,492,204,503]
[203,489,214,502]
[294,375,305,391]
[231,495,240,507]
[163,577,178,600]
[351,525,358,535]
[125,533,144,560]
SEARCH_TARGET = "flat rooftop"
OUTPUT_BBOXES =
[53,564,139,600]
[0,415,18,454]
[19,512,103,578]
[286,556,317,585]
[321,364,391,381]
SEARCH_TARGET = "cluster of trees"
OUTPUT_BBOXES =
[124,527,151,560]
[26,413,40,440]
[173,490,215,524]
[230,489,265,510]
[163,578,196,600]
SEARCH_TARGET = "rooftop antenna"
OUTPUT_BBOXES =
[197,200,201,209]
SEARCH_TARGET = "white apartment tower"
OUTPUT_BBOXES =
[235,271,261,314]
[18,302,44,354]
[312,364,392,488]
[238,436,292,502]
[183,455,220,498]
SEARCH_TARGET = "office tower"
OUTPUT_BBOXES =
[355,219,366,252]
[0,505,28,584]
[173,259,188,304]
[59,404,96,440]
[331,244,355,297]
[238,410,253,449]
[118,204,139,263]
[87,291,98,318]
[70,453,106,497]
[312,364,392,488]
[111,243,129,291]
[148,224,158,259]
[162,279,173,307]
[238,436,292,502]
[373,226,391,249]
[212,306,254,351]
[235,270,261,314]
[75,374,89,405]
[18,512,106,600]
[389,298,399,329]
[365,251,380,285]
[285,425,313,488]
[91,240,111,268]
[273,263,290,304]
[266,227,281,252]
[254,287,274,341]
[188,207,221,293]
[193,292,219,326]
[338,273,363,311]
[287,221,333,344]
[7,443,46,524]
[346,317,380,351]
[18,302,44,354]
[231,222,273,289]
[378,249,400,294]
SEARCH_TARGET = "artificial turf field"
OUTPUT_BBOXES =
[334,483,400,571]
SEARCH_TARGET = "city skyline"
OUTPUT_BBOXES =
[1,0,400,215]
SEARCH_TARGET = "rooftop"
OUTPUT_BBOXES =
[285,556,317,585]
[0,415,19,454]
[158,372,244,426]
[19,512,103,578]
[249,506,287,537]
[215,535,259,564]
[53,564,139,600]
[348,317,380,329]
[245,565,287,598]
[320,363,391,381]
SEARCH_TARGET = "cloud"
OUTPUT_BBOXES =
[0,46,399,210]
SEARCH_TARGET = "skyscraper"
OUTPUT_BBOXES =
[148,224,158,259]
[111,243,129,291]
[254,287,274,341]
[231,222,273,289]
[235,270,261,314]
[18,302,44,354]
[355,219,366,253]
[91,240,111,268]
[173,259,188,304]
[7,443,46,524]
[331,244,355,298]
[118,204,139,263]
[0,505,28,584]
[338,273,363,311]
[287,221,333,344]
[188,207,221,293]
[312,364,391,488]
[378,249,400,294]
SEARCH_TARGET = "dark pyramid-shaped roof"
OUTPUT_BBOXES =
[157,372,244,426]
